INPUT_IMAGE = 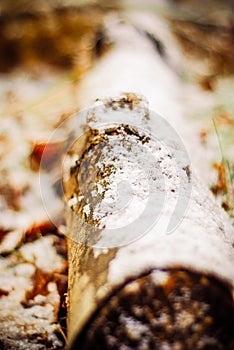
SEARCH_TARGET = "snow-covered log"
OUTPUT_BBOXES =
[63,11,234,350]
[64,91,234,349]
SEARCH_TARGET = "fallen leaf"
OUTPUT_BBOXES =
[30,141,64,171]
[0,227,12,244]
[0,289,9,297]
[211,162,227,195]
[23,221,59,244]
[22,268,52,306]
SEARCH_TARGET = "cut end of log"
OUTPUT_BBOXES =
[69,268,234,350]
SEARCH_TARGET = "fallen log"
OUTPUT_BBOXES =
[62,10,234,350]
[60,11,234,350]
[64,93,234,350]
[1,2,233,349]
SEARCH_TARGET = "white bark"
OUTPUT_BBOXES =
[65,13,234,348]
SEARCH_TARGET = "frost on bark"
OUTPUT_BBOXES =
[65,94,234,349]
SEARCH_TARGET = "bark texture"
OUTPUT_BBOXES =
[64,7,234,349]
[65,94,234,349]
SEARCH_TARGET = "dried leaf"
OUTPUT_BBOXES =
[22,268,52,306]
[0,227,11,244]
[211,162,227,195]
[30,142,63,171]
[23,221,59,243]
[54,273,68,300]
[199,76,216,91]
[0,289,9,297]
[0,184,24,211]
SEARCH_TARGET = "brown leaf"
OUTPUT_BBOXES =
[30,141,63,171]
[0,184,24,211]
[54,273,68,300]
[211,162,227,196]
[22,268,52,307]
[0,227,11,244]
[23,221,59,244]
[0,289,9,297]
[199,76,216,91]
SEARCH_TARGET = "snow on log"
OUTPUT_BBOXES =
[62,14,234,350]
[64,93,234,350]
[63,13,234,350]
